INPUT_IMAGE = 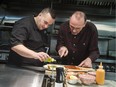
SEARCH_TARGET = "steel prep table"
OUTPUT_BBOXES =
[0,64,45,87]
[0,64,116,87]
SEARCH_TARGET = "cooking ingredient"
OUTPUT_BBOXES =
[48,65,56,70]
[69,75,78,79]
[47,64,64,70]
[88,71,96,76]
[96,62,105,85]
[64,65,81,70]
[44,57,56,62]
[79,74,96,85]
[67,75,81,84]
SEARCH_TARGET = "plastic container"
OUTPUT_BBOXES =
[96,62,105,85]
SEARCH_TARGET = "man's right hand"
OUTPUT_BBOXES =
[34,52,50,62]
[58,46,68,58]
[12,44,51,62]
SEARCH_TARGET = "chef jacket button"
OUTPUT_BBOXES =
[74,36,76,38]
[73,44,76,47]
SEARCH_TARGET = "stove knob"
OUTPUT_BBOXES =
[111,66,115,72]
[105,65,110,72]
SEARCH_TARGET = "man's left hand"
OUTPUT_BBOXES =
[78,57,92,68]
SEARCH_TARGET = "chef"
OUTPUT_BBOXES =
[8,8,56,66]
[56,11,99,67]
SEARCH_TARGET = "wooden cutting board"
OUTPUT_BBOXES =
[64,65,95,72]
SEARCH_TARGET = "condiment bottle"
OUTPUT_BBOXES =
[54,67,64,87]
[96,62,105,85]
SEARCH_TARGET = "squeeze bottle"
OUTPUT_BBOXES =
[96,62,105,85]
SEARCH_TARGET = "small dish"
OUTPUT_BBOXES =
[79,74,96,85]
[87,71,96,76]
[66,75,81,85]
[43,64,64,70]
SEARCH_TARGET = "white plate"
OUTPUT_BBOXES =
[43,64,64,70]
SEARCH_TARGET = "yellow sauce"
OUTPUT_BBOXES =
[96,62,105,85]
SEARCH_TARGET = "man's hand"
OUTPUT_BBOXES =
[12,44,51,62]
[78,57,92,68]
[34,52,50,62]
[58,46,68,58]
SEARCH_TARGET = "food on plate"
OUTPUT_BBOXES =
[70,75,78,79]
[66,71,85,76]
[79,74,96,85]
[77,72,85,75]
[64,65,81,70]
[66,71,77,75]
[64,65,94,72]
[48,65,56,70]
[44,57,56,63]
[87,71,96,76]
[44,64,64,70]
[66,75,81,84]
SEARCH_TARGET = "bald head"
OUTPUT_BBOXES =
[69,11,87,35]
[70,11,86,27]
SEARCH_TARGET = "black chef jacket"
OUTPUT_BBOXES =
[8,16,48,66]
[56,21,100,65]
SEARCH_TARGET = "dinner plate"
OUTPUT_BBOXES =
[43,64,64,70]
[43,64,94,72]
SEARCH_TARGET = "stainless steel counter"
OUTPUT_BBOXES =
[0,64,45,87]
[66,80,116,87]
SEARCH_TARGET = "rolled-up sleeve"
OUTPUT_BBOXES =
[10,21,28,47]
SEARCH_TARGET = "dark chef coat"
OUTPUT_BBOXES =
[56,21,100,65]
[8,16,48,66]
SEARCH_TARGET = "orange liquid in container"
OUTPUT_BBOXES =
[96,62,105,85]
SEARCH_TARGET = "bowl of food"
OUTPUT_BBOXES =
[66,75,81,85]
[87,71,96,76]
[78,74,96,85]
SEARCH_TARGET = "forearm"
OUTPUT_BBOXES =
[11,44,36,58]
[89,51,100,62]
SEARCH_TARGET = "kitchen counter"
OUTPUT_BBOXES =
[66,80,116,87]
[45,69,116,87]
[0,64,116,87]
[0,64,45,87]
